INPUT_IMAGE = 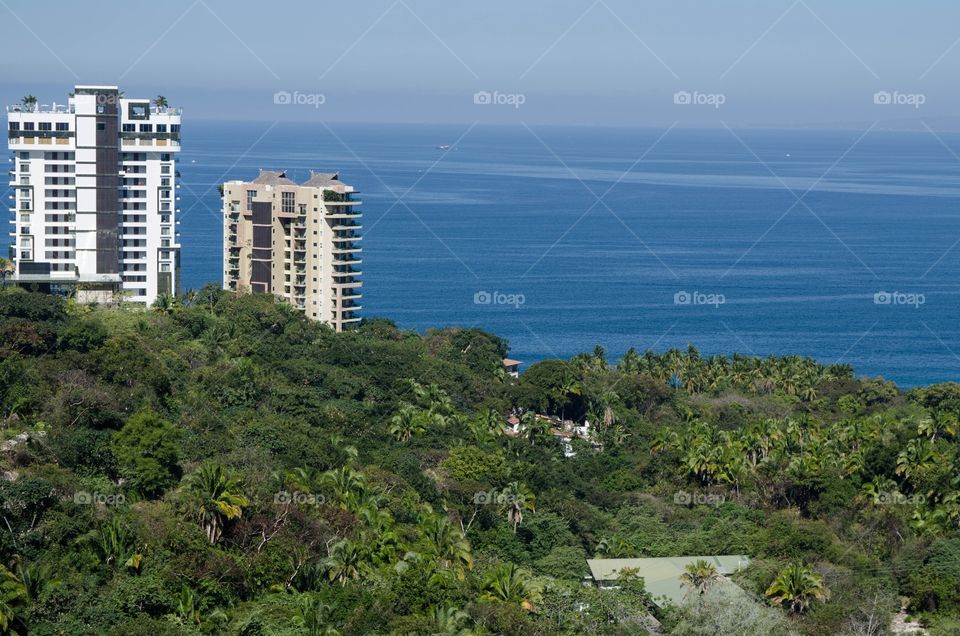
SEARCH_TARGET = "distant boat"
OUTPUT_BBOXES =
[436,144,451,151]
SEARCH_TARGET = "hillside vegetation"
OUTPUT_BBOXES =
[0,286,958,635]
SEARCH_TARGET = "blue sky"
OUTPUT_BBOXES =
[1,0,959,127]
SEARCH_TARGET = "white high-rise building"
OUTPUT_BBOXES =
[6,85,181,305]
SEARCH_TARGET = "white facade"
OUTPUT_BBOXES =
[7,85,181,305]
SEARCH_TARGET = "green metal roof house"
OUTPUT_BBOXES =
[586,555,751,607]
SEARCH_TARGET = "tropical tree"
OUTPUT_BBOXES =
[176,586,201,625]
[765,562,830,613]
[323,539,365,585]
[0,565,27,635]
[12,557,59,602]
[389,403,424,442]
[595,535,637,558]
[152,293,181,315]
[295,594,339,635]
[426,606,471,635]
[896,438,937,482]
[419,513,473,576]
[93,517,144,573]
[521,411,551,446]
[480,563,541,612]
[679,559,722,598]
[19,95,37,110]
[184,464,249,544]
[498,482,535,533]
[154,95,169,111]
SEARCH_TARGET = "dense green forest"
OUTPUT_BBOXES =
[0,285,958,635]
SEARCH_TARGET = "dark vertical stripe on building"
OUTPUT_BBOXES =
[250,201,272,292]
[94,92,119,274]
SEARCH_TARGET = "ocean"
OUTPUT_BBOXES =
[173,122,960,387]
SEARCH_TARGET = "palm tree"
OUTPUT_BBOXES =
[295,595,339,635]
[679,559,722,597]
[0,565,27,635]
[94,517,144,572]
[420,514,473,575]
[917,410,958,441]
[322,465,368,511]
[481,563,541,611]
[499,482,535,533]
[765,562,830,613]
[154,95,169,112]
[185,464,249,544]
[323,539,364,585]
[19,95,37,111]
[594,535,636,558]
[388,403,423,442]
[427,606,471,635]
[521,411,551,446]
[152,293,180,315]
[12,557,59,602]
[176,586,201,625]
[896,438,936,482]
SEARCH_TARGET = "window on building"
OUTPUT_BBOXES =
[156,124,167,133]
[23,122,34,131]
[128,103,149,119]
[122,124,135,132]
[56,122,68,131]
[246,190,255,211]
[139,124,152,133]
[9,122,19,132]
[96,122,105,131]
[281,192,296,213]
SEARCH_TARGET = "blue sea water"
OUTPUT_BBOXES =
[173,122,960,387]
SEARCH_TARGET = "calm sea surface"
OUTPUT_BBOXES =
[171,123,960,386]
